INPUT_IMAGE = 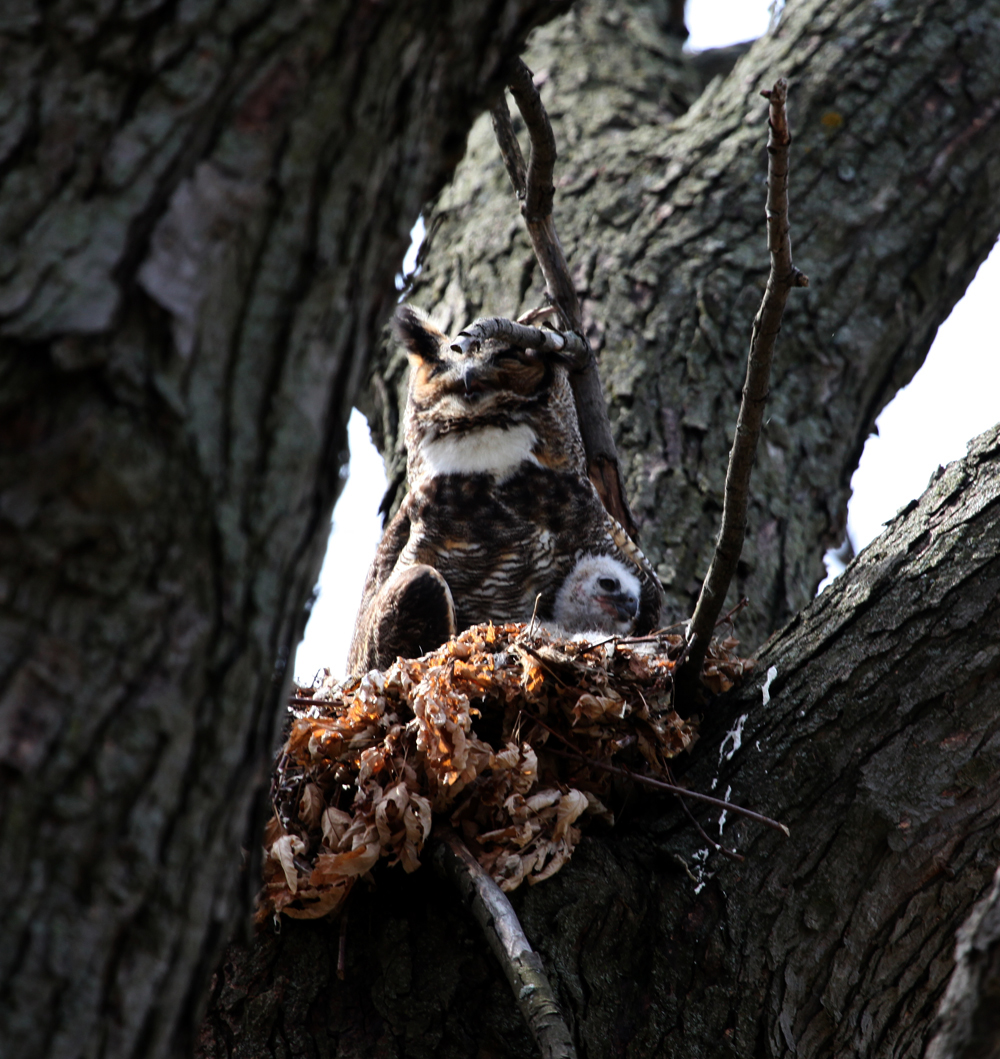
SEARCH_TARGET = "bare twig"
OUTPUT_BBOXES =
[490,91,527,199]
[666,765,745,863]
[431,826,578,1059]
[674,786,745,862]
[677,78,808,693]
[516,305,559,326]
[542,746,789,836]
[504,62,573,328]
[337,907,349,981]
[716,596,749,628]
[527,592,543,637]
[492,60,640,542]
[520,710,789,836]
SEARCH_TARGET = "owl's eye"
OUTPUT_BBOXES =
[493,347,537,364]
[597,576,619,592]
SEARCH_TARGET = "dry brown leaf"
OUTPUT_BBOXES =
[257,621,752,921]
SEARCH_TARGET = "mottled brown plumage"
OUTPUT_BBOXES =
[347,307,662,675]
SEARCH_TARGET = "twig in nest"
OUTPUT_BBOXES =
[518,709,786,836]
[337,907,349,981]
[541,746,789,837]
[677,77,808,695]
[674,791,744,863]
[514,642,571,689]
[431,826,578,1059]
[491,60,639,542]
[527,592,543,637]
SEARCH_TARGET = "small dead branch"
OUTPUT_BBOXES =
[432,826,578,1059]
[673,784,745,863]
[678,78,808,692]
[492,60,639,542]
[521,710,766,852]
[716,597,750,628]
[337,906,349,981]
[450,316,589,366]
[541,746,789,837]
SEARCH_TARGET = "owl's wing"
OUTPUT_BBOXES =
[346,496,414,674]
[597,492,665,636]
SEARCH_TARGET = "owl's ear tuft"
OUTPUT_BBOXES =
[395,305,447,363]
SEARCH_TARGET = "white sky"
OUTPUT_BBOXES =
[293,0,999,682]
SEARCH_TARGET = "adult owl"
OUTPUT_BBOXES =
[346,306,662,675]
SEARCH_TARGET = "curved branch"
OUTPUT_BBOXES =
[678,77,808,693]
[431,827,578,1059]
[493,59,640,543]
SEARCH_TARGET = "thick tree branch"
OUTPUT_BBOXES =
[431,827,578,1059]
[492,59,640,542]
[0,3,572,1056]
[678,77,807,692]
[198,424,1000,1059]
[402,0,1000,647]
[925,866,1000,1059]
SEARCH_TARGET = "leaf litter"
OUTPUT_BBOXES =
[259,623,752,921]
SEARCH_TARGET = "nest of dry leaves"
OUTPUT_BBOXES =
[259,622,752,922]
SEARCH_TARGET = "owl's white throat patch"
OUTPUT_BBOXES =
[420,423,538,479]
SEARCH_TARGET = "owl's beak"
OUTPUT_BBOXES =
[458,361,490,397]
[599,589,639,622]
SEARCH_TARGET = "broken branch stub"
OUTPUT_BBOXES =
[492,59,640,543]
[450,316,589,368]
[678,77,809,694]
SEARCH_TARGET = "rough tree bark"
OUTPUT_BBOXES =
[0,2,569,1058]
[198,1,1000,1056]
[198,422,1000,1059]
[4,0,999,1057]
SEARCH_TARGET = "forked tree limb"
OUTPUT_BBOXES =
[431,826,578,1059]
[492,60,640,543]
[676,77,808,693]
[490,92,528,205]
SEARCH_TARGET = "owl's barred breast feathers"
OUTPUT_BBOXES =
[346,306,663,676]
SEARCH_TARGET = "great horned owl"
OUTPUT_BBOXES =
[552,554,641,637]
[346,307,662,675]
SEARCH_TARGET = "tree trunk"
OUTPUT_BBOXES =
[0,2,567,1057]
[196,422,1000,1059]
[7,0,1000,1056]
[196,1,1000,1056]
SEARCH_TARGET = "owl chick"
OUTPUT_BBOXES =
[347,307,663,675]
[552,554,641,637]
